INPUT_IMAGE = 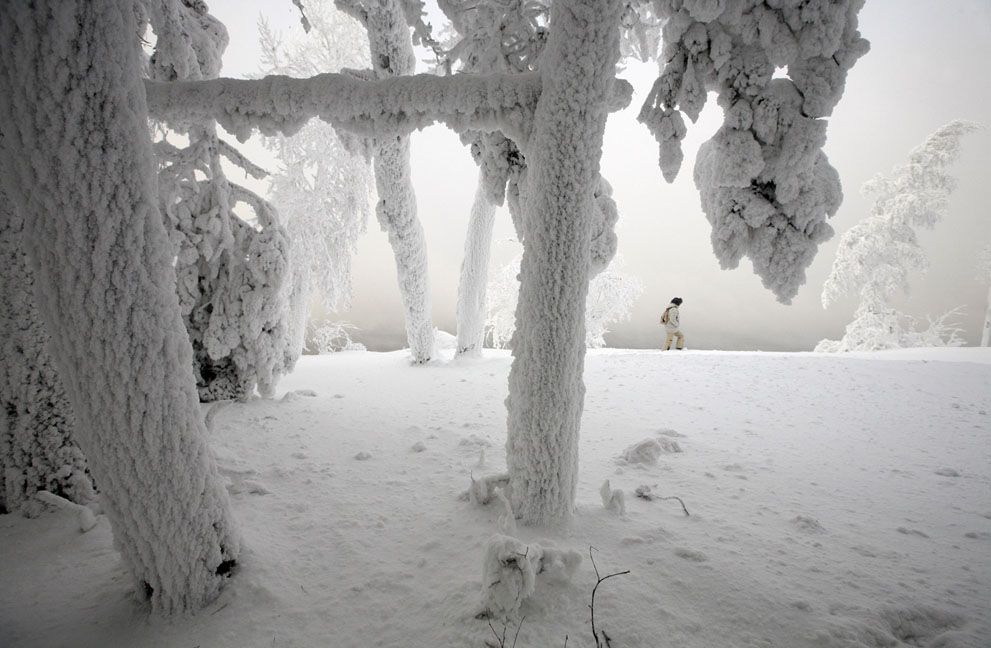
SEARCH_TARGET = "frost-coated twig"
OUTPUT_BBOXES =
[657,495,690,517]
[588,547,630,648]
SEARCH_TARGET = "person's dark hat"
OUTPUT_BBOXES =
[671,297,683,305]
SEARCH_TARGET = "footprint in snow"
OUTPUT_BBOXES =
[934,467,961,477]
[674,547,707,562]
[896,527,930,539]
[411,441,427,453]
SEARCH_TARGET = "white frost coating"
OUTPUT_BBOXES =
[639,0,870,302]
[336,0,436,364]
[817,121,979,352]
[0,1,238,613]
[599,480,626,515]
[977,245,991,347]
[150,1,295,401]
[479,534,582,617]
[456,177,498,356]
[0,195,95,516]
[505,0,624,525]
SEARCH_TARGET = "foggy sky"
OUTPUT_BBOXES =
[210,0,991,351]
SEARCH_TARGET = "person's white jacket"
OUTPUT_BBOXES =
[663,305,680,332]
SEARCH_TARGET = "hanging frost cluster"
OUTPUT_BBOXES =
[637,0,870,302]
[147,0,295,400]
[817,121,979,352]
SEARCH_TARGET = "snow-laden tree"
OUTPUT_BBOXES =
[143,0,867,525]
[817,121,979,352]
[977,244,991,347]
[486,252,644,349]
[333,0,437,364]
[0,194,95,516]
[638,0,870,303]
[257,2,375,350]
[0,0,239,613]
[148,0,296,401]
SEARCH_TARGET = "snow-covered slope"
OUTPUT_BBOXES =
[2,349,988,647]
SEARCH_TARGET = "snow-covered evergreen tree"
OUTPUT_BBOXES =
[977,244,991,347]
[817,121,979,352]
[257,3,374,337]
[0,194,95,516]
[0,0,239,613]
[148,0,296,401]
[335,0,436,364]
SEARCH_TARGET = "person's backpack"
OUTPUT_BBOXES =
[660,306,671,324]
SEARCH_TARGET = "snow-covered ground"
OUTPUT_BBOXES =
[2,348,989,647]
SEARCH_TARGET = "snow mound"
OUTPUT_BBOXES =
[599,480,626,514]
[353,451,372,461]
[818,604,970,648]
[791,515,827,534]
[410,441,426,453]
[619,438,681,465]
[479,535,581,617]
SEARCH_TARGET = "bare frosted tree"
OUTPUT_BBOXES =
[0,0,239,613]
[258,2,375,354]
[817,121,979,352]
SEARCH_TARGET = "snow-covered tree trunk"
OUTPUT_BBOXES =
[0,195,94,516]
[982,284,991,347]
[346,0,435,363]
[0,0,239,613]
[456,177,498,356]
[506,0,624,525]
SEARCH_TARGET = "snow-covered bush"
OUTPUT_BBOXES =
[309,321,365,354]
[0,195,94,516]
[818,121,979,352]
[486,253,643,349]
[148,0,295,401]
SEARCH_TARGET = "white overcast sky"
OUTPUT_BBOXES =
[208,0,991,351]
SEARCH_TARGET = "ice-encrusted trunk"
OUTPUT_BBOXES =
[506,0,624,525]
[982,285,991,347]
[0,1,239,613]
[0,195,94,516]
[456,178,498,356]
[352,0,435,363]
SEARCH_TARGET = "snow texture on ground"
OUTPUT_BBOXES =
[1,348,988,647]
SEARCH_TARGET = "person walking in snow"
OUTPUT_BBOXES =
[660,297,685,350]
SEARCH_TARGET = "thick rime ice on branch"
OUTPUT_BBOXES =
[145,68,543,145]
[637,0,870,302]
[817,121,979,352]
[257,4,374,351]
[336,0,435,364]
[505,0,625,525]
[0,0,238,613]
[0,195,94,516]
[149,0,296,401]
